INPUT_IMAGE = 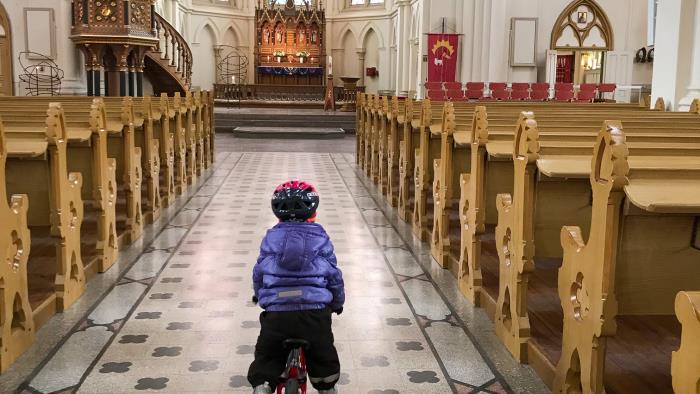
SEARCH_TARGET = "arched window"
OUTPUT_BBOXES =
[350,0,384,7]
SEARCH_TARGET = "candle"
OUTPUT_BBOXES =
[328,55,333,75]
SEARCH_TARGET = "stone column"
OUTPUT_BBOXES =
[356,48,366,87]
[651,0,699,110]
[395,0,411,96]
[679,0,700,110]
[214,46,224,84]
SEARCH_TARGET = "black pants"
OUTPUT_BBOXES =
[247,308,340,390]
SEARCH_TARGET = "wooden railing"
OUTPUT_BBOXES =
[213,84,365,102]
[153,13,192,88]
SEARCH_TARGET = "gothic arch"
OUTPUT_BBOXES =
[337,23,359,48]
[359,22,384,49]
[193,19,220,45]
[222,22,244,44]
[222,25,241,46]
[0,1,12,95]
[550,0,614,50]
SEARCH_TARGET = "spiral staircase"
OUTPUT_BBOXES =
[144,13,192,95]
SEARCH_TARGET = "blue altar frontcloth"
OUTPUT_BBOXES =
[257,66,324,76]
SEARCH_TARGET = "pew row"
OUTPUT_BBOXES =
[0,92,214,374]
[2,103,86,327]
[0,118,34,371]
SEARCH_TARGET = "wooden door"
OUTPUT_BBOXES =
[555,54,574,83]
[0,3,12,96]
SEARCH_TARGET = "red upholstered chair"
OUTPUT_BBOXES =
[443,82,463,90]
[488,83,508,100]
[465,82,485,100]
[598,83,616,100]
[511,82,530,92]
[426,89,445,100]
[579,83,597,92]
[530,83,550,101]
[576,89,596,102]
[445,89,465,101]
[598,83,616,93]
[425,82,444,91]
[554,83,574,101]
[489,82,507,91]
[510,89,530,100]
[492,89,510,100]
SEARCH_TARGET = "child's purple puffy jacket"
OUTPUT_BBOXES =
[253,222,345,312]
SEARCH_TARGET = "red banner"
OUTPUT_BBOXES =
[427,33,459,82]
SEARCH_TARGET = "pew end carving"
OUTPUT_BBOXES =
[412,99,434,241]
[386,96,401,207]
[494,112,539,362]
[672,291,700,394]
[431,102,457,268]
[458,106,489,306]
[554,121,629,393]
[654,97,666,111]
[0,118,35,372]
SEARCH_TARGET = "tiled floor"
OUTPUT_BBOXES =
[10,135,548,394]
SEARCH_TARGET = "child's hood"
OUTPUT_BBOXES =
[261,222,330,270]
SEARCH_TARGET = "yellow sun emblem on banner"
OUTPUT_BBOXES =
[432,39,455,59]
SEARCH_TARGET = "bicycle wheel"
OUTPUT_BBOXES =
[284,379,300,394]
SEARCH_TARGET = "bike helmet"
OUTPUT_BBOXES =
[271,180,319,222]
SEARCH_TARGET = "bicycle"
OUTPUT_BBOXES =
[277,338,309,394]
[251,296,309,394]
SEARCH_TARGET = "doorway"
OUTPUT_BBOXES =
[0,2,12,96]
[555,50,604,85]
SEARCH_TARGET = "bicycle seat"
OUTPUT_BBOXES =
[283,339,310,350]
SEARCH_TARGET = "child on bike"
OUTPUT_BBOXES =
[248,180,345,394]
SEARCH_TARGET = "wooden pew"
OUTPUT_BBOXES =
[556,124,700,393]
[201,90,214,169]
[385,96,402,207]
[365,94,379,176]
[165,92,189,194]
[492,119,700,392]
[0,118,34,372]
[442,105,700,309]
[4,103,85,325]
[397,100,432,222]
[0,97,149,246]
[375,96,391,195]
[356,93,365,165]
[672,291,700,394]
[412,98,449,241]
[0,100,119,275]
[397,97,421,221]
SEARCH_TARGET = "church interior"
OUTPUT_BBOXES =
[0,0,699,393]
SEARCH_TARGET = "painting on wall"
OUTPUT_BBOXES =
[577,11,588,24]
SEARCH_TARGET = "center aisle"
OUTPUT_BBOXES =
[26,149,535,393]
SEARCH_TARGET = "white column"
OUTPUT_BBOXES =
[679,0,700,110]
[396,0,411,96]
[460,1,475,82]
[651,0,698,110]
[357,48,366,86]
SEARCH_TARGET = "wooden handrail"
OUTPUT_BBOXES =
[153,13,192,89]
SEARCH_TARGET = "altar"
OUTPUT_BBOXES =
[255,0,326,86]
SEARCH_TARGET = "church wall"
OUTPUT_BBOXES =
[408,0,652,94]
[173,0,254,89]
[2,0,86,95]
[326,0,393,92]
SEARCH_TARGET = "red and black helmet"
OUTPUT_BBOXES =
[271,180,319,222]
